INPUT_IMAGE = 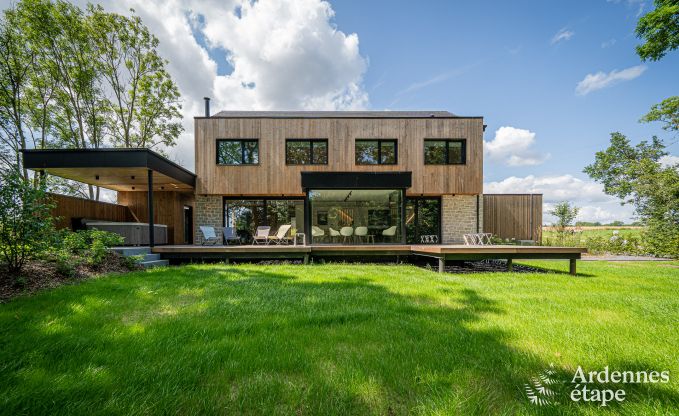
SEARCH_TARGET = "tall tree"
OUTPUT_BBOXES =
[584,133,679,257]
[636,0,679,136]
[0,7,34,178]
[89,5,182,150]
[636,0,679,61]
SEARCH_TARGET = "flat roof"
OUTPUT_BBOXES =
[203,110,483,119]
[22,148,196,192]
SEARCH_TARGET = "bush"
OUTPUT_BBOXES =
[0,171,55,275]
[49,229,125,274]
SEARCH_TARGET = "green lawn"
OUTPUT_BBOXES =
[1,261,678,415]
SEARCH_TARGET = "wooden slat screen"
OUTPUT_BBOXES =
[483,194,542,242]
[47,193,134,230]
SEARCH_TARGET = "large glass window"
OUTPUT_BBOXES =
[424,139,466,165]
[406,198,441,244]
[224,198,304,243]
[355,139,397,165]
[217,139,259,165]
[308,189,403,244]
[286,139,328,165]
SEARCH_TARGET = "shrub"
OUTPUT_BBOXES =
[48,229,125,275]
[0,171,54,275]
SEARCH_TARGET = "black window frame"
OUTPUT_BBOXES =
[216,139,260,165]
[285,139,329,165]
[423,139,466,165]
[355,139,398,165]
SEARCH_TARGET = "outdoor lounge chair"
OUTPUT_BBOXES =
[252,226,271,245]
[199,226,220,245]
[222,226,241,245]
[267,224,292,245]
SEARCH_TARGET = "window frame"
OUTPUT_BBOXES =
[423,139,466,165]
[354,139,398,165]
[216,139,260,165]
[285,139,329,165]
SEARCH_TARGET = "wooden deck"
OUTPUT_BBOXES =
[152,244,587,275]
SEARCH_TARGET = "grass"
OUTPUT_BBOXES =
[1,261,678,415]
[542,227,643,242]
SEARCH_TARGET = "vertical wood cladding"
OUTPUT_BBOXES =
[195,117,484,196]
[483,194,543,242]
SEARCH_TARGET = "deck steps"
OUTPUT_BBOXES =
[111,247,169,268]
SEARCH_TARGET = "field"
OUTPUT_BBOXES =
[541,227,647,256]
[1,261,678,415]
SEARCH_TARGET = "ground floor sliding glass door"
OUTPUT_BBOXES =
[307,189,404,244]
[224,198,304,244]
[405,197,441,244]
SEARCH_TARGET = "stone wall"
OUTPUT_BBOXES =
[194,195,222,244]
[441,194,483,244]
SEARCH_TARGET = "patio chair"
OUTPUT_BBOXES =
[340,226,354,244]
[312,226,325,242]
[252,226,271,245]
[382,226,397,242]
[267,224,292,245]
[199,226,220,245]
[328,227,341,242]
[222,226,241,245]
[354,226,368,243]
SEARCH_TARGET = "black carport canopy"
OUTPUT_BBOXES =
[22,148,195,192]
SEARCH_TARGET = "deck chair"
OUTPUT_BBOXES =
[199,226,220,245]
[267,224,292,245]
[222,227,241,245]
[252,226,271,245]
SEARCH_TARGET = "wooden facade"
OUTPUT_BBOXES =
[483,194,542,242]
[48,193,134,230]
[118,191,194,245]
[194,116,484,196]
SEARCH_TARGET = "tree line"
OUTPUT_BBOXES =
[584,0,679,257]
[0,0,182,199]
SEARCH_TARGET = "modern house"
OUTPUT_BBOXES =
[193,109,485,246]
[24,105,585,273]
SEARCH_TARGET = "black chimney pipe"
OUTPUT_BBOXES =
[204,97,210,117]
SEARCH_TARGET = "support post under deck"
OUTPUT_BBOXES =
[438,258,445,273]
[569,259,577,276]
[507,258,513,272]
[147,169,154,248]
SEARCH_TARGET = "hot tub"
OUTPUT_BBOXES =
[84,221,168,245]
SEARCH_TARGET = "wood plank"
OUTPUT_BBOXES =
[483,194,543,242]
[195,117,484,196]
[48,193,134,229]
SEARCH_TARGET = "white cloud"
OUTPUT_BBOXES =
[484,126,550,167]
[575,65,647,96]
[484,174,636,224]
[10,0,370,170]
[551,27,574,44]
[601,38,617,48]
[660,155,679,168]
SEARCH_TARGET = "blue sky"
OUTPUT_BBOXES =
[4,0,676,221]
[329,0,677,183]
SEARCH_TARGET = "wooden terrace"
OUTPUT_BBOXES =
[152,244,587,275]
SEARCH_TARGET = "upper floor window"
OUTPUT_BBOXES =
[217,139,259,165]
[286,139,328,165]
[355,139,397,165]
[424,139,466,165]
